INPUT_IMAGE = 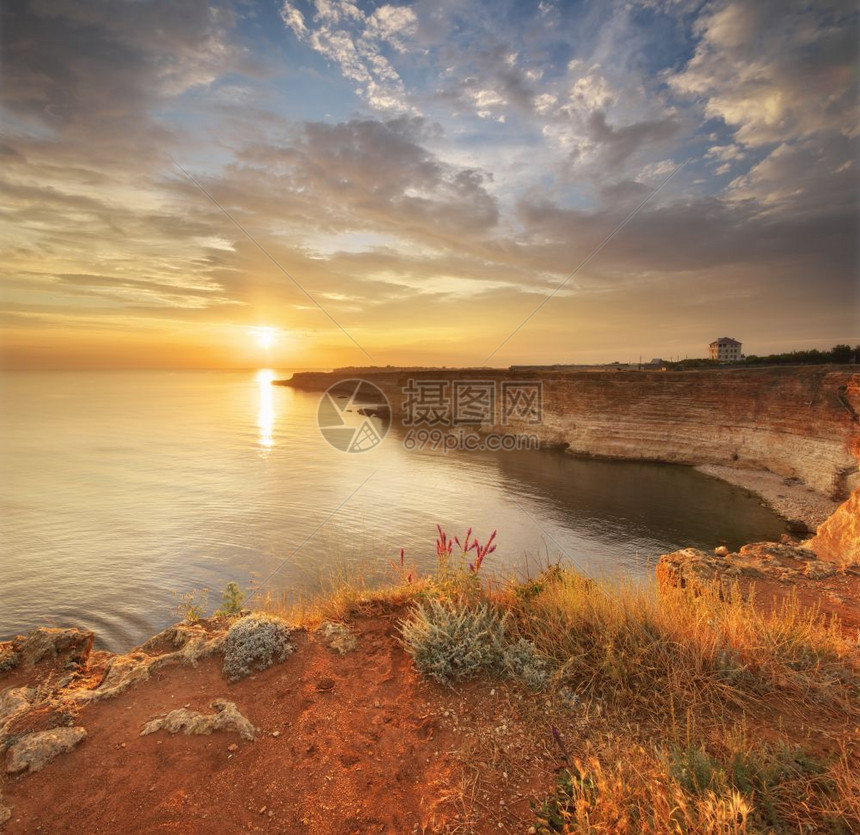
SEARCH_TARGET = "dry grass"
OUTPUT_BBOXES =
[534,733,859,834]
[499,566,858,716]
[258,559,427,627]
[494,566,859,833]
[253,545,860,833]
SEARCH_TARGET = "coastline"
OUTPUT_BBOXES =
[2,526,859,833]
[285,366,860,502]
[695,463,839,530]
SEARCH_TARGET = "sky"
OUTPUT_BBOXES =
[1,0,858,370]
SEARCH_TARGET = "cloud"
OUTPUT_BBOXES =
[669,0,858,147]
[2,0,249,142]
[280,0,418,113]
[1,0,856,368]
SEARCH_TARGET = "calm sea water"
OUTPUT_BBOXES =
[0,369,786,652]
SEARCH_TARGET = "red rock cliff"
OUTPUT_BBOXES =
[286,366,860,499]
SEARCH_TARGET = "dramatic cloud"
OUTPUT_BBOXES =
[280,0,418,113]
[0,0,857,369]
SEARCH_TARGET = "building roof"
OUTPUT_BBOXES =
[710,337,741,346]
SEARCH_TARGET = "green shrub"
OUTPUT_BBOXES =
[0,647,20,674]
[399,598,506,684]
[216,582,245,616]
[502,638,550,690]
[222,614,293,682]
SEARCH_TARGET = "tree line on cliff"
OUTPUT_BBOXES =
[678,344,859,368]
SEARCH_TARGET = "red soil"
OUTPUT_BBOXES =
[3,559,859,834]
[1,611,558,834]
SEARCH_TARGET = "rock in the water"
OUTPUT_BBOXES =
[140,699,256,741]
[5,727,87,774]
[316,621,358,655]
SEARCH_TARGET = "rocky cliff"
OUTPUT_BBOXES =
[810,487,860,562]
[494,367,859,499]
[285,366,860,499]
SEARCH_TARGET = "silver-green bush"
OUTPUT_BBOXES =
[399,598,506,684]
[222,614,293,682]
[501,638,550,690]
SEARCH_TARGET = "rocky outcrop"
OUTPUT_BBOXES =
[69,622,224,704]
[0,627,94,674]
[0,688,35,740]
[654,546,803,593]
[0,619,229,775]
[809,487,860,564]
[657,541,853,596]
[5,727,87,775]
[140,699,256,740]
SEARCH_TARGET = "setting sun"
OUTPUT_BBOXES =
[254,327,278,350]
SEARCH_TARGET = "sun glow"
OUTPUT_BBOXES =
[254,327,278,350]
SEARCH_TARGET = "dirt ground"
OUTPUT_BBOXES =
[1,610,563,834]
[2,554,859,834]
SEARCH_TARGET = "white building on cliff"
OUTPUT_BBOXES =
[709,337,742,361]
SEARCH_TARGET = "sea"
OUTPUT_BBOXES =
[0,369,786,652]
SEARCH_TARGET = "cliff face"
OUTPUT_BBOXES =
[493,368,859,498]
[285,367,860,499]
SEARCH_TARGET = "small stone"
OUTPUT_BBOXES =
[6,727,87,775]
[316,621,358,655]
[272,731,280,738]
[804,560,837,579]
[316,678,335,692]
[714,546,729,557]
[228,743,239,752]
[140,699,256,741]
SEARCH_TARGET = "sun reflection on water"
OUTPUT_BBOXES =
[256,369,276,449]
